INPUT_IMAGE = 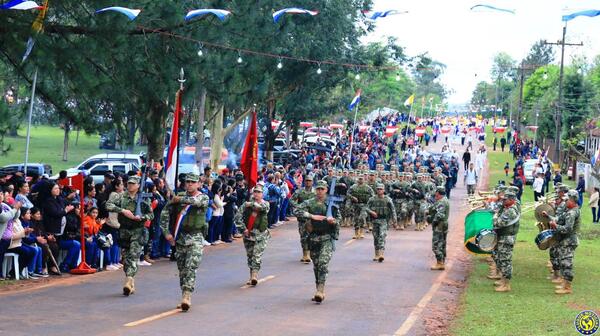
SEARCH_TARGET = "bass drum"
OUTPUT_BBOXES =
[475,229,497,252]
[535,229,557,250]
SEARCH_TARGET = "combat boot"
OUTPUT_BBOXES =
[430,261,445,270]
[358,228,365,239]
[378,250,384,263]
[302,250,312,264]
[495,278,511,292]
[494,279,503,287]
[373,250,379,261]
[246,270,253,285]
[123,276,135,296]
[313,284,325,303]
[353,228,360,239]
[555,278,566,289]
[180,291,192,312]
[486,268,501,280]
[555,280,572,294]
[548,271,561,282]
[250,270,258,286]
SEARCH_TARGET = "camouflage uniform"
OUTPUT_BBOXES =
[235,192,270,278]
[290,181,315,262]
[390,175,405,229]
[339,173,354,227]
[427,187,450,266]
[366,185,396,260]
[550,191,580,293]
[106,176,154,279]
[548,185,569,276]
[411,175,428,229]
[399,174,414,228]
[295,180,341,302]
[493,192,520,288]
[159,186,209,294]
[347,179,374,238]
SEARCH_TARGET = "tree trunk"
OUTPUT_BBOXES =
[126,117,136,153]
[62,123,70,161]
[209,104,224,171]
[264,99,276,161]
[194,87,207,169]
[145,103,168,162]
[75,127,80,146]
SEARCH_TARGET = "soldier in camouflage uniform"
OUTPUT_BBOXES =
[428,186,450,270]
[347,173,374,239]
[160,173,209,311]
[339,170,355,227]
[548,190,580,294]
[421,170,436,230]
[106,175,154,296]
[402,172,416,229]
[486,185,507,280]
[544,184,568,283]
[290,175,315,264]
[235,185,270,286]
[412,173,429,231]
[294,180,341,303]
[390,172,405,230]
[433,167,446,190]
[366,184,396,262]
[492,190,520,292]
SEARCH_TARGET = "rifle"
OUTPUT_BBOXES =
[135,160,154,217]
[326,177,345,218]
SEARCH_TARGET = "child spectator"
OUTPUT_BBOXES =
[504,162,510,177]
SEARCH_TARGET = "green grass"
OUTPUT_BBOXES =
[452,127,600,336]
[0,125,145,172]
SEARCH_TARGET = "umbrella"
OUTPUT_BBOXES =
[300,122,314,128]
[329,123,344,129]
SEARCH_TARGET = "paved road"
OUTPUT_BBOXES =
[0,142,474,336]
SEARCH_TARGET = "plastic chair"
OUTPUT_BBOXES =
[2,253,29,280]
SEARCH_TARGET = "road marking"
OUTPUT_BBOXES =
[393,261,454,336]
[240,275,276,289]
[343,239,356,246]
[124,309,180,327]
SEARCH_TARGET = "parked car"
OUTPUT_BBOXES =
[0,163,52,179]
[85,162,140,184]
[272,149,301,164]
[302,136,337,149]
[303,127,331,139]
[58,153,144,178]
[523,158,553,185]
[163,146,229,176]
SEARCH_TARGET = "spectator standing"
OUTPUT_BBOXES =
[462,149,471,171]
[532,172,544,201]
[553,170,563,188]
[493,137,497,151]
[511,175,524,201]
[464,162,478,195]
[500,137,507,152]
[589,187,599,223]
[576,174,585,207]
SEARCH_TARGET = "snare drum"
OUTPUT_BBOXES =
[475,229,497,252]
[535,229,557,250]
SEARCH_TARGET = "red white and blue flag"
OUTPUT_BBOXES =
[165,90,182,190]
[95,6,141,21]
[348,89,362,110]
[273,7,319,23]
[172,204,191,239]
[0,0,43,10]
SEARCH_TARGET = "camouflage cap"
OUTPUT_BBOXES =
[495,185,507,193]
[252,184,264,193]
[316,180,328,189]
[435,186,446,194]
[376,183,385,190]
[185,173,200,182]
[567,190,579,201]
[305,174,314,181]
[127,175,141,184]
[507,186,519,194]
[557,184,569,193]
[434,167,442,172]
[369,171,376,176]
[504,191,517,199]
[419,167,428,173]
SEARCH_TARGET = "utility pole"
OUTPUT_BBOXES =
[514,63,537,133]
[543,23,583,162]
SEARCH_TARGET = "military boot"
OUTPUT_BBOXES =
[303,250,312,264]
[486,268,501,280]
[352,228,360,239]
[180,291,192,312]
[430,261,445,270]
[495,278,511,292]
[494,279,503,287]
[555,280,572,294]
[373,250,379,261]
[358,228,365,239]
[313,284,325,303]
[250,270,258,286]
[123,276,135,296]
[548,270,561,282]
[378,250,385,263]
[555,278,566,289]
[246,270,253,285]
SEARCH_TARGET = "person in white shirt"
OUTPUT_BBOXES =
[589,187,599,223]
[464,162,478,195]
[532,173,545,201]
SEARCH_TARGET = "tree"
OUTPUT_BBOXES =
[523,40,555,68]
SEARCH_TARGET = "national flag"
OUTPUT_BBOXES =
[240,111,259,189]
[592,148,600,166]
[95,7,141,21]
[348,89,361,110]
[362,9,408,20]
[0,0,43,10]
[165,89,182,190]
[273,7,319,23]
[404,94,415,107]
[172,205,191,240]
[21,0,49,63]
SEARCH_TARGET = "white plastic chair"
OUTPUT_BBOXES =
[2,253,29,280]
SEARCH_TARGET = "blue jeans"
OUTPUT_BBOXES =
[578,191,584,207]
[208,216,223,243]
[279,198,289,221]
[85,239,99,267]
[58,239,81,271]
[24,244,42,273]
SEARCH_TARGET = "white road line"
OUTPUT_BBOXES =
[124,309,180,327]
[240,275,276,289]
[343,239,356,246]
[393,261,454,336]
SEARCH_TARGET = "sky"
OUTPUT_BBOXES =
[369,0,600,106]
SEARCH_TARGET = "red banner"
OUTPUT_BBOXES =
[241,112,259,189]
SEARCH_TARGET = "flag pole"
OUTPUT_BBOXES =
[175,68,185,191]
[23,68,38,176]
[348,102,359,169]
[403,101,414,140]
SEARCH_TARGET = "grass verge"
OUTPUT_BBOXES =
[451,131,600,336]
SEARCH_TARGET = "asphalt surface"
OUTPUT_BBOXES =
[0,142,473,336]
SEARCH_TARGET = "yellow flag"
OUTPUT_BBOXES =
[404,94,415,107]
[32,0,50,33]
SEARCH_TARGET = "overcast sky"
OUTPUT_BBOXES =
[369,0,600,106]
